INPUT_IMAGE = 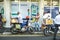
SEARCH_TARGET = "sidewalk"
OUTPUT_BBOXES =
[0,31,60,37]
[0,32,43,37]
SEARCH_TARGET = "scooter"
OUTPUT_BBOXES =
[11,18,21,34]
[11,18,34,34]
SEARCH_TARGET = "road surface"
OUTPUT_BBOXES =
[0,35,60,40]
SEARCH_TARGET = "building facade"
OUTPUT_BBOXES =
[0,0,60,28]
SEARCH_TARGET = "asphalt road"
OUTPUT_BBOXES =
[0,36,60,40]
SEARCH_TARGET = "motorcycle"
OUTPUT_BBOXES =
[11,18,34,34]
[43,24,55,36]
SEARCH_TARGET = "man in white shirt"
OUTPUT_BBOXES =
[54,14,60,24]
[17,12,23,28]
[43,12,51,19]
[53,12,60,40]
[43,11,53,34]
[43,11,52,25]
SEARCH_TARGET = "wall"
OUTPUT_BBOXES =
[11,1,38,18]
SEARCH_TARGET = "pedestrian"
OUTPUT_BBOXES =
[35,13,40,22]
[34,13,40,31]
[43,11,53,33]
[17,12,23,28]
[53,12,60,40]
[43,11,51,20]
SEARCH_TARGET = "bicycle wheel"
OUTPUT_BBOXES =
[28,27,34,34]
[11,28,18,34]
[43,28,52,36]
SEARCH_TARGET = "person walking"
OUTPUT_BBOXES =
[53,12,60,40]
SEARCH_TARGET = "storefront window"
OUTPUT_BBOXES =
[51,0,59,18]
[44,0,59,19]
[44,7,50,13]
[11,0,39,18]
[11,1,19,18]
[51,7,59,18]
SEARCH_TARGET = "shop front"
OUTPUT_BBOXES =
[0,0,60,34]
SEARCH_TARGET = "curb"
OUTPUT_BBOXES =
[0,35,44,37]
[0,32,60,37]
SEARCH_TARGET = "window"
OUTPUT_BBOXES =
[44,0,59,19]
